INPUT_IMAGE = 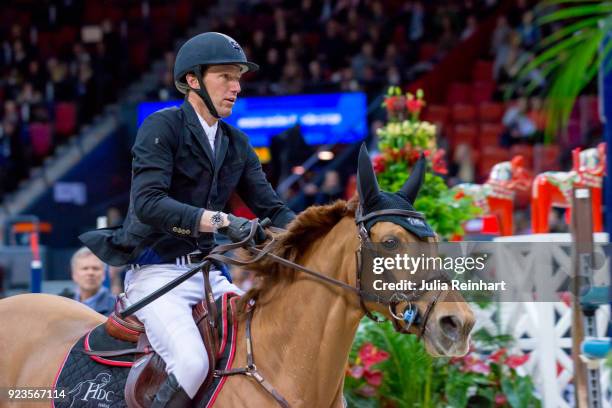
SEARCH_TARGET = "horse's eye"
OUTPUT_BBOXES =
[382,237,399,249]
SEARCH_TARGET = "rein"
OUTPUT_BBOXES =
[205,211,446,408]
[121,211,445,408]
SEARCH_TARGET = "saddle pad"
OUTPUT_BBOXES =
[53,333,130,407]
[53,292,240,408]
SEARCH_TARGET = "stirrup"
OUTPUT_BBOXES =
[151,374,192,408]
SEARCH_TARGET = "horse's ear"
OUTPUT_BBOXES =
[357,143,380,206]
[399,154,426,203]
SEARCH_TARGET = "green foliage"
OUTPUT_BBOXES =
[344,320,542,408]
[376,167,480,239]
[513,0,612,142]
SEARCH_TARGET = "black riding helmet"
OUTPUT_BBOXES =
[174,32,259,118]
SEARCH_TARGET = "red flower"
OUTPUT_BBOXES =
[385,96,406,114]
[349,364,364,379]
[356,385,377,398]
[385,96,398,112]
[358,343,390,370]
[505,354,529,369]
[432,149,448,175]
[495,394,507,406]
[364,370,384,386]
[461,355,491,375]
[406,98,423,114]
[489,348,507,363]
[372,155,386,174]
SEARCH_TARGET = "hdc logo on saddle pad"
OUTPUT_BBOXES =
[53,332,129,408]
[67,373,115,408]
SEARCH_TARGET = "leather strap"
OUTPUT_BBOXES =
[85,344,150,358]
[214,307,291,408]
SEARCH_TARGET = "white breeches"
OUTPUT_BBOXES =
[124,264,243,398]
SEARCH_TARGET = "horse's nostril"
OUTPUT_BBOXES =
[439,315,461,341]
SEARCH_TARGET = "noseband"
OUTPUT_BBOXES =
[354,205,445,338]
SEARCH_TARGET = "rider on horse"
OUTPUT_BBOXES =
[79,32,295,406]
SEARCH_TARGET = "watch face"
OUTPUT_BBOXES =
[211,212,223,226]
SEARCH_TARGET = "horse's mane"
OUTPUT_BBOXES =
[238,196,359,309]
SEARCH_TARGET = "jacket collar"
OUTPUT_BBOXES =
[181,100,215,167]
[181,99,230,172]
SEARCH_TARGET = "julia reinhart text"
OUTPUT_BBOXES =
[372,279,507,291]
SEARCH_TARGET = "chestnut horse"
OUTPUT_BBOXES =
[531,143,605,233]
[0,150,474,407]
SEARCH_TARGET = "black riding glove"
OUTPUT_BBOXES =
[218,214,266,245]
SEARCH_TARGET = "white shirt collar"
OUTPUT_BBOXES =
[194,111,218,152]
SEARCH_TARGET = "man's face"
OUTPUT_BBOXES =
[189,65,242,118]
[72,254,105,294]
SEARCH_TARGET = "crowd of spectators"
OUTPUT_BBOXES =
[0,0,194,200]
[0,0,501,206]
[208,0,499,97]
[489,0,550,147]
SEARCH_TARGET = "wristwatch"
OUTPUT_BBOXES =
[210,211,224,231]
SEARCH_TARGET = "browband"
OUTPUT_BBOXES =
[355,208,426,225]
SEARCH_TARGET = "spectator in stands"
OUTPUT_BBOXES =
[527,96,547,134]
[461,15,478,40]
[437,16,458,55]
[501,97,537,146]
[315,170,344,204]
[518,11,540,48]
[406,1,426,42]
[60,247,115,316]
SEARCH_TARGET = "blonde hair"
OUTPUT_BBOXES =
[70,247,97,271]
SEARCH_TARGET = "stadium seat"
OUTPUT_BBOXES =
[479,123,504,146]
[55,102,78,138]
[174,0,192,26]
[472,81,495,104]
[451,124,478,148]
[447,83,472,104]
[419,43,438,62]
[479,102,505,123]
[472,60,494,82]
[423,105,450,127]
[533,144,561,172]
[451,104,477,123]
[478,146,510,179]
[29,123,53,159]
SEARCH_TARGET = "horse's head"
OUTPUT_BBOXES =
[356,145,474,357]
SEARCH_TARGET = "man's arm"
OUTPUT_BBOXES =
[131,116,207,237]
[236,145,296,228]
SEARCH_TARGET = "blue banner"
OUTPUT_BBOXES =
[137,92,367,147]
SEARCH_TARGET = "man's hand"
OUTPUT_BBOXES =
[218,214,266,244]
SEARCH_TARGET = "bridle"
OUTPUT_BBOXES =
[208,207,445,336]
[200,210,446,408]
[354,205,446,336]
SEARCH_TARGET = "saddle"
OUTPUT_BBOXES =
[86,293,220,408]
